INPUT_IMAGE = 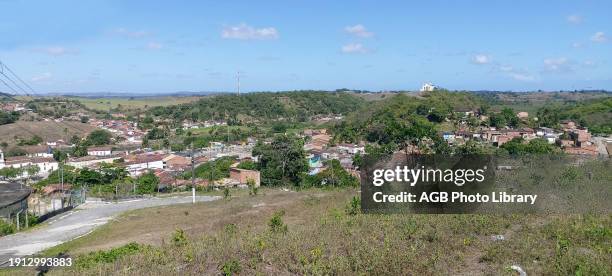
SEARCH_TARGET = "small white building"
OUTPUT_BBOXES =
[337,144,365,155]
[3,156,58,178]
[87,146,112,157]
[124,154,167,176]
[420,82,437,92]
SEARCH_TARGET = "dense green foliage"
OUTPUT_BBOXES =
[333,91,482,144]
[500,138,557,154]
[302,159,359,188]
[0,111,19,125]
[536,97,612,134]
[149,91,366,123]
[253,135,308,186]
[86,129,112,146]
[189,156,236,181]
[136,172,159,194]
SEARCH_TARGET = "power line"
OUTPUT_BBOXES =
[0,76,19,95]
[0,60,35,96]
[0,71,28,96]
[2,62,35,95]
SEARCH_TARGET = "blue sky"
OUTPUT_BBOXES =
[0,0,610,94]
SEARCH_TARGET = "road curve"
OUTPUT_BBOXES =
[0,195,220,266]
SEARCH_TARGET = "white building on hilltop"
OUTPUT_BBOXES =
[420,82,437,92]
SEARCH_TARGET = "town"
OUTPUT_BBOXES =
[1,89,610,236]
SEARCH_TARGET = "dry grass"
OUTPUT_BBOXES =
[4,187,602,275]
[0,120,96,147]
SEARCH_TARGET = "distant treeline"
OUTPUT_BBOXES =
[148,91,366,123]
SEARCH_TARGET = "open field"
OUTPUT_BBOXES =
[5,188,609,275]
[70,96,203,111]
[0,120,96,147]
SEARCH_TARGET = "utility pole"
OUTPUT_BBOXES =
[191,142,195,204]
[237,71,240,95]
[60,161,64,208]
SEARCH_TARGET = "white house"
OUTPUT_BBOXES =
[420,82,437,92]
[124,154,167,176]
[3,156,58,178]
[67,155,122,169]
[87,146,112,157]
[337,144,365,155]
[23,145,53,158]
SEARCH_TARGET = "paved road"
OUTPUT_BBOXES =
[0,195,219,266]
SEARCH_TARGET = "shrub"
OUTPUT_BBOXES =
[268,210,288,233]
[220,259,241,275]
[345,196,361,216]
[0,220,15,236]
[223,187,231,199]
[172,228,188,247]
[247,178,258,196]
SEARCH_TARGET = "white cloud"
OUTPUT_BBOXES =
[572,42,583,48]
[543,57,573,73]
[567,15,582,24]
[591,31,607,42]
[114,27,151,38]
[146,42,163,50]
[221,24,279,40]
[471,54,491,65]
[341,43,368,54]
[345,24,373,38]
[31,72,52,82]
[34,47,78,56]
[498,65,514,72]
[509,72,536,82]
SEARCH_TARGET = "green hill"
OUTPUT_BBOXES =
[149,91,366,123]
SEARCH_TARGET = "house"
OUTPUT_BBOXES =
[154,170,187,190]
[420,82,437,92]
[569,129,591,146]
[442,132,455,142]
[67,155,122,169]
[454,108,477,117]
[337,143,365,155]
[87,146,112,157]
[3,156,58,178]
[516,112,529,119]
[229,168,260,187]
[123,153,167,176]
[22,145,53,158]
[560,120,577,131]
[163,154,191,170]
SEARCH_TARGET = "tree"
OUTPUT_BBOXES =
[302,159,358,188]
[53,149,68,162]
[236,160,256,170]
[86,130,112,146]
[0,167,22,179]
[252,135,308,186]
[136,172,159,194]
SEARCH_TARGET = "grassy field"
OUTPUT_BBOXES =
[70,96,203,111]
[5,188,609,275]
[0,120,96,147]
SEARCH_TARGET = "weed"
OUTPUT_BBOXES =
[268,210,288,233]
[172,228,188,247]
[345,196,361,216]
[220,259,241,275]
